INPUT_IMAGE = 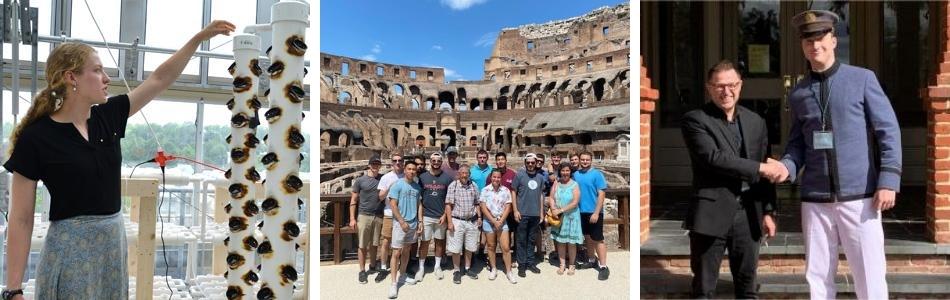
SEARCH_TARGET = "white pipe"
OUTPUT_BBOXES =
[226,33,262,300]
[243,24,272,34]
[259,0,308,299]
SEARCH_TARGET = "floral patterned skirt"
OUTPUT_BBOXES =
[35,212,128,300]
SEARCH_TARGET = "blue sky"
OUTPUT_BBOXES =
[321,0,627,81]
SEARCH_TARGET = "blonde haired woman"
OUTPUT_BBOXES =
[1,21,234,300]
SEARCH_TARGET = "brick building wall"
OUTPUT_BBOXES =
[924,1,950,243]
[640,55,658,244]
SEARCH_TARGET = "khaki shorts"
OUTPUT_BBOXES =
[447,218,480,254]
[422,216,447,241]
[381,216,394,239]
[357,214,383,249]
[391,221,418,249]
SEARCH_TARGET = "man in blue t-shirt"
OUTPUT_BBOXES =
[574,151,609,280]
[468,149,493,263]
[387,161,423,298]
[469,149,493,191]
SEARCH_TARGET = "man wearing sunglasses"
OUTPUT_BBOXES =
[416,152,454,281]
[376,153,405,282]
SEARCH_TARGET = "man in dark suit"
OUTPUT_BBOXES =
[680,60,783,299]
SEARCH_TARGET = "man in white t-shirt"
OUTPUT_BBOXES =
[375,153,404,282]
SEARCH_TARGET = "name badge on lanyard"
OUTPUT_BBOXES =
[812,80,834,150]
[813,131,834,150]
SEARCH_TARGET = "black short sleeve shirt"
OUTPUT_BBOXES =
[4,94,130,221]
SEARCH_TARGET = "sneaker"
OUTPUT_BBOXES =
[368,265,378,274]
[579,260,598,270]
[405,275,417,285]
[453,271,462,284]
[528,265,541,274]
[598,266,610,281]
[388,284,398,299]
[518,268,526,278]
[488,269,497,281]
[466,268,478,279]
[435,267,443,280]
[413,269,424,283]
[575,261,590,270]
[512,261,519,269]
[359,271,368,284]
[374,269,390,283]
[506,271,518,284]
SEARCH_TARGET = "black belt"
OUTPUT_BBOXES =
[453,215,478,222]
[802,192,874,203]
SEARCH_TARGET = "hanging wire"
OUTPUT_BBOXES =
[82,0,164,151]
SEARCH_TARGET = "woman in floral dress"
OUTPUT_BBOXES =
[548,162,583,275]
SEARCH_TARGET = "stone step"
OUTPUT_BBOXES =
[642,222,950,257]
[640,273,950,298]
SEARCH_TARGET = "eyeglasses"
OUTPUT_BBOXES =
[708,81,742,91]
[526,161,537,165]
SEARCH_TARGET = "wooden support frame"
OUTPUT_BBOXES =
[123,178,159,300]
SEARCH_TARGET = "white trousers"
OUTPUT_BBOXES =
[801,198,887,300]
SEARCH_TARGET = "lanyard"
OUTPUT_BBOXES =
[810,77,834,130]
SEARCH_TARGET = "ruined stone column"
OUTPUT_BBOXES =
[259,1,308,298]
[226,34,262,300]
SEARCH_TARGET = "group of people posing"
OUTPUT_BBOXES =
[348,147,610,299]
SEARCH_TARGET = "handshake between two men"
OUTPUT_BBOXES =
[758,158,788,184]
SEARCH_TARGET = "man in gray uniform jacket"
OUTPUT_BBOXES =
[771,10,902,300]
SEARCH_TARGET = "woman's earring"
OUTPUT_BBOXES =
[72,86,77,92]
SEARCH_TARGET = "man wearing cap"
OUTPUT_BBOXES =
[416,152,455,281]
[511,153,547,277]
[377,153,405,281]
[442,147,462,179]
[774,10,901,300]
[350,155,385,284]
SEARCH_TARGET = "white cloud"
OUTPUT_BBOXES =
[371,43,382,54]
[443,68,464,81]
[422,64,465,81]
[360,54,377,61]
[473,32,497,47]
[440,0,487,11]
[432,45,443,51]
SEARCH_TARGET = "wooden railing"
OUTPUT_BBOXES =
[320,188,630,264]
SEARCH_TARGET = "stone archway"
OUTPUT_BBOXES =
[440,128,457,149]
